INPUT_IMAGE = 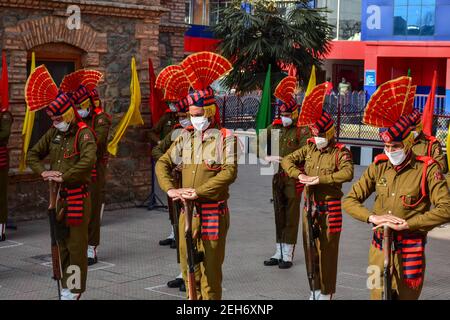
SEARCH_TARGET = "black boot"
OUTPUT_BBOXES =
[159,238,173,246]
[263,258,280,266]
[179,281,186,292]
[170,239,176,249]
[278,260,293,269]
[88,256,98,266]
[167,278,184,288]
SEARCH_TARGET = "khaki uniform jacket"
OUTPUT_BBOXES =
[149,112,177,145]
[155,126,238,202]
[86,111,111,164]
[343,154,450,233]
[258,123,310,166]
[281,140,354,201]
[152,126,183,161]
[411,132,448,174]
[27,124,97,186]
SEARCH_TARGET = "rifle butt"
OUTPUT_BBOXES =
[188,272,197,300]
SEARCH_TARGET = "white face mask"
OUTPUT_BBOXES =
[77,108,90,119]
[281,116,293,127]
[385,148,407,166]
[179,118,191,128]
[412,131,419,139]
[168,103,177,113]
[54,121,70,132]
[190,116,210,131]
[314,136,328,150]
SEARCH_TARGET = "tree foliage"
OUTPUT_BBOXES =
[212,0,333,94]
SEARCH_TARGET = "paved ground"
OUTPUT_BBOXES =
[1,161,450,300]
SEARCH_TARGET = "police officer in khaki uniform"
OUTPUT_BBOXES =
[281,83,354,300]
[343,76,450,300]
[67,77,111,266]
[0,92,13,241]
[260,76,309,269]
[152,65,192,291]
[26,65,97,300]
[407,108,448,173]
[61,70,110,265]
[156,52,236,300]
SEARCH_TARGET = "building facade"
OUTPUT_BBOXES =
[0,0,186,218]
[184,0,450,112]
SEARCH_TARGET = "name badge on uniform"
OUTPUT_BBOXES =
[377,177,387,186]
[52,135,62,144]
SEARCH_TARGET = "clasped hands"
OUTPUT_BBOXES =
[41,171,64,183]
[167,188,198,201]
[298,174,319,186]
[369,214,409,231]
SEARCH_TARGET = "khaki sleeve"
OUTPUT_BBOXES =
[26,128,54,176]
[155,134,184,193]
[281,144,309,179]
[94,114,111,147]
[195,135,238,199]
[431,141,447,174]
[0,112,13,140]
[407,163,450,231]
[342,164,377,223]
[319,148,354,184]
[152,128,181,161]
[149,113,169,145]
[62,128,97,184]
[257,125,272,160]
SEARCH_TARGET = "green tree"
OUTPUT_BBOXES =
[212,0,333,94]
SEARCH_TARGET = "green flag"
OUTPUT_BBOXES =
[255,64,272,134]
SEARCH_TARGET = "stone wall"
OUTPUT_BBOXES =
[0,0,186,220]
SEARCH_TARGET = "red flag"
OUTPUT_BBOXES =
[148,58,168,126]
[422,70,437,136]
[0,52,9,111]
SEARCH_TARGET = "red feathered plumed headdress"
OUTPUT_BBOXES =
[363,76,415,143]
[297,83,332,135]
[25,65,59,112]
[274,76,298,113]
[155,65,191,113]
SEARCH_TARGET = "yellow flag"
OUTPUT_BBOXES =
[305,65,316,97]
[19,52,36,172]
[293,65,316,119]
[107,57,144,156]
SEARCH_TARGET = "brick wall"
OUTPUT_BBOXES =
[0,0,186,219]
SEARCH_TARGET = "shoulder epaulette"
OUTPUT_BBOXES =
[335,143,346,150]
[77,122,88,130]
[94,107,103,115]
[416,155,436,167]
[374,154,389,164]
[220,127,233,138]
[424,135,438,144]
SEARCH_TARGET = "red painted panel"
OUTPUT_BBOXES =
[184,36,220,53]
[377,57,446,88]
[325,41,366,60]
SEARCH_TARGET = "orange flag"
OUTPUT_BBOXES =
[422,70,437,136]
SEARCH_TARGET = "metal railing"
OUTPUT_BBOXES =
[217,91,450,147]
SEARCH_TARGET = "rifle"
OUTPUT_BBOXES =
[306,187,319,300]
[48,181,63,300]
[168,167,182,263]
[383,225,392,300]
[184,200,203,300]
